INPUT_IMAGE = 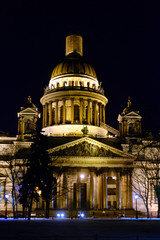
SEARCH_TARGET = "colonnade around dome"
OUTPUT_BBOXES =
[42,98,106,128]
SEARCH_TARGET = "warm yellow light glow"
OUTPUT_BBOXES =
[42,124,108,138]
[80,174,85,179]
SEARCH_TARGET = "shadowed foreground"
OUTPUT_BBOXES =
[0,218,159,240]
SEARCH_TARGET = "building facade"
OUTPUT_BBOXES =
[0,33,158,217]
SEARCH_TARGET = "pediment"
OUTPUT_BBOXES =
[48,137,133,159]
[19,108,37,114]
[125,111,142,118]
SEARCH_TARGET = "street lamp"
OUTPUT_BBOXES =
[5,194,9,219]
[135,195,139,219]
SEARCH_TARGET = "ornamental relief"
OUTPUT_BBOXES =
[51,141,120,157]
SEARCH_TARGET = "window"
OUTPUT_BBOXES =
[25,120,33,133]
[52,108,55,124]
[83,106,88,123]
[74,105,79,122]
[108,188,116,195]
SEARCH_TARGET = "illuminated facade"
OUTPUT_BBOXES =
[0,33,158,217]
[39,33,135,213]
[40,34,108,138]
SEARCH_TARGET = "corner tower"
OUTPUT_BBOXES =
[118,97,142,139]
[17,96,40,140]
[40,33,108,137]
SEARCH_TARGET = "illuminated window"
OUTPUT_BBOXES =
[74,105,79,122]
[83,106,88,123]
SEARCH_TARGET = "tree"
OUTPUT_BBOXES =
[132,139,160,218]
[19,121,55,219]
[143,141,160,218]
[2,146,28,219]
[132,160,150,218]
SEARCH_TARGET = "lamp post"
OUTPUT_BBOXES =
[5,194,9,219]
[135,195,138,219]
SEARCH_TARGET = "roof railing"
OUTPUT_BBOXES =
[44,85,105,95]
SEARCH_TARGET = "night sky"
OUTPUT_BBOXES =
[0,0,160,136]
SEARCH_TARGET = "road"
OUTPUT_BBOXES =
[0,218,159,240]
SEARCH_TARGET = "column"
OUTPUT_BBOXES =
[21,117,24,134]
[98,174,102,209]
[42,105,45,128]
[76,171,80,209]
[126,174,129,208]
[90,171,94,209]
[99,103,102,125]
[94,175,98,209]
[129,173,133,208]
[71,98,74,124]
[63,99,66,124]
[67,175,72,210]
[55,100,58,124]
[94,102,97,125]
[49,102,52,126]
[57,176,61,209]
[80,98,83,124]
[18,118,20,134]
[121,173,129,209]
[116,171,121,210]
[102,105,105,123]
[45,103,48,127]
[87,99,91,124]
[62,173,67,208]
[121,174,125,209]
[103,172,107,209]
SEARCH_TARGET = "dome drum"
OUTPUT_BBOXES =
[41,33,108,137]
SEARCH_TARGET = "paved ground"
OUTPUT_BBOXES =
[0,218,160,240]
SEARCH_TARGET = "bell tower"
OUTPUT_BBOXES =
[118,97,142,139]
[17,96,40,140]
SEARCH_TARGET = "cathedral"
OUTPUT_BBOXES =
[0,33,158,217]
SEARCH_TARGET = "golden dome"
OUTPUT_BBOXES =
[51,52,97,80]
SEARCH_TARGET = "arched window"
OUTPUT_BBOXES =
[52,108,55,125]
[60,106,63,124]
[74,105,79,122]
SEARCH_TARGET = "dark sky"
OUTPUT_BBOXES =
[0,0,160,136]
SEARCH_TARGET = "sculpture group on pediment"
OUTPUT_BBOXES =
[52,141,120,157]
